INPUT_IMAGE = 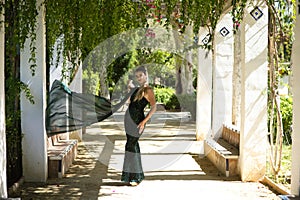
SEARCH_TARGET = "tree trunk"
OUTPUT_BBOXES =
[175,52,194,95]
[97,47,110,99]
[174,25,195,95]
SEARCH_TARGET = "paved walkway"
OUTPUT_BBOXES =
[17,112,280,200]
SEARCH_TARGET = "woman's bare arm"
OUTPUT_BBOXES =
[137,87,157,133]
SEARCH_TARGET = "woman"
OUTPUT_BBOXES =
[121,66,157,186]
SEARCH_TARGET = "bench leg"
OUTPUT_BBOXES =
[48,159,60,178]
[226,159,229,177]
[58,160,62,178]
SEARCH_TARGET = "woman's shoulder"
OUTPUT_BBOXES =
[143,86,154,96]
[144,85,153,92]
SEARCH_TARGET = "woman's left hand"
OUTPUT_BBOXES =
[137,121,146,134]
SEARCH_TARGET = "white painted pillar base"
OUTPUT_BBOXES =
[0,1,7,197]
[239,1,268,181]
[196,28,212,141]
[291,2,300,195]
[20,1,47,182]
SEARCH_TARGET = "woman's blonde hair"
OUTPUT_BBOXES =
[133,66,148,102]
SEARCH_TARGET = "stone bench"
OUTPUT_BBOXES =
[47,134,78,178]
[204,124,240,177]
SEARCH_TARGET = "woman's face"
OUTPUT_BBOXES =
[135,71,147,86]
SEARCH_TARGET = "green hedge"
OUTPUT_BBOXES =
[280,95,293,144]
[154,86,196,120]
[165,94,180,110]
[268,95,293,144]
[154,86,175,106]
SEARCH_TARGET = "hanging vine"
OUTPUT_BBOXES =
[43,0,230,79]
[231,0,247,33]
[1,0,38,187]
[266,0,295,181]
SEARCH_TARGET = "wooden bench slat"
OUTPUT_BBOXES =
[205,139,239,159]
[222,124,240,148]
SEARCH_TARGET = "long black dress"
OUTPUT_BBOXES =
[121,87,149,184]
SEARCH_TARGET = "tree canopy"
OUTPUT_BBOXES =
[0,0,245,76]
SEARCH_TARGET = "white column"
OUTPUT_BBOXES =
[20,1,47,182]
[291,1,300,195]
[239,1,268,181]
[196,28,212,141]
[69,65,83,141]
[0,1,7,197]
[213,13,234,138]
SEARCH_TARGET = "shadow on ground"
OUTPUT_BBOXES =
[17,146,239,200]
[14,117,278,200]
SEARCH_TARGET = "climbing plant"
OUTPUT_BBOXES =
[231,0,247,33]
[266,0,295,181]
[1,0,37,187]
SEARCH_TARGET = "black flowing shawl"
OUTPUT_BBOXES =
[46,80,133,136]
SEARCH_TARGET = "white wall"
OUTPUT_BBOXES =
[69,65,83,141]
[49,35,83,141]
[0,1,7,197]
[213,13,234,138]
[291,1,300,195]
[20,1,47,182]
